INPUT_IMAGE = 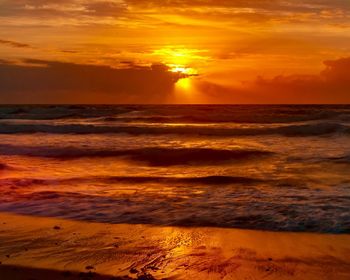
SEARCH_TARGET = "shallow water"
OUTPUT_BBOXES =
[0,105,349,232]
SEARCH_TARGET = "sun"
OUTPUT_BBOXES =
[169,65,198,75]
[152,46,205,75]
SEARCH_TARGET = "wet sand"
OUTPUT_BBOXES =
[0,212,349,280]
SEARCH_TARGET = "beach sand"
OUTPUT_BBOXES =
[0,212,349,280]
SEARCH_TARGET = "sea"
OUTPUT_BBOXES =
[0,105,349,233]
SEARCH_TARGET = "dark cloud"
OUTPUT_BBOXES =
[195,57,350,104]
[0,59,184,104]
[0,39,32,48]
[322,57,350,82]
[0,57,349,104]
[249,57,350,103]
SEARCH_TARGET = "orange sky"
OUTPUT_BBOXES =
[0,0,350,103]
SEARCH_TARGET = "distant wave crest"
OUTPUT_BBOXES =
[0,122,349,137]
[2,105,350,124]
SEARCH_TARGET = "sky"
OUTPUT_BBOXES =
[0,0,349,104]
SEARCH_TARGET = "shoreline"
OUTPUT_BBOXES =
[0,212,349,279]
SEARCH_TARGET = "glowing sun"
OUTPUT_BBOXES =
[169,65,198,75]
[153,47,203,75]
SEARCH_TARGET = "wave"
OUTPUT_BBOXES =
[0,175,264,187]
[326,155,350,163]
[86,175,264,185]
[0,145,272,165]
[0,163,10,170]
[102,110,346,124]
[0,105,131,120]
[2,105,350,123]
[276,122,349,136]
[0,122,349,137]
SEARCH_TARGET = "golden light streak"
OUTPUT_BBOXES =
[175,78,192,91]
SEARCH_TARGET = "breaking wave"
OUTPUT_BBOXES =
[0,181,349,233]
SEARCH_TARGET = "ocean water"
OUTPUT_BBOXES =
[0,105,349,233]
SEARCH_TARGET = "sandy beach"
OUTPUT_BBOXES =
[0,212,349,280]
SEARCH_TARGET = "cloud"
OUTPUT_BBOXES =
[194,57,350,104]
[122,0,350,28]
[0,1,349,105]
[0,39,32,48]
[84,1,126,17]
[0,59,185,104]
[0,0,126,19]
[1,0,348,25]
[126,0,350,14]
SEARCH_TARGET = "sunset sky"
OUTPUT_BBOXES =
[0,0,349,103]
